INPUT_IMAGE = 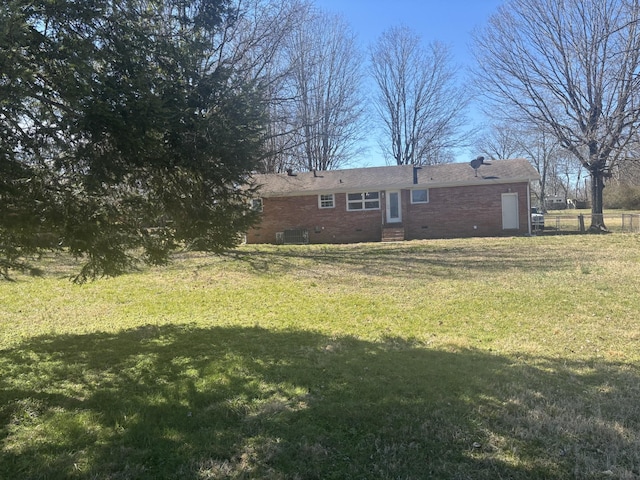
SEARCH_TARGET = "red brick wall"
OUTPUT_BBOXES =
[246,182,531,244]
[405,182,530,239]
[246,192,382,244]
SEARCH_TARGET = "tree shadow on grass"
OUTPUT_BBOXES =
[1,325,638,479]
[226,241,576,281]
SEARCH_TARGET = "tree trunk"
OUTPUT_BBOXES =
[589,169,607,231]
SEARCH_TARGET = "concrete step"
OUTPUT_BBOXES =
[382,227,405,242]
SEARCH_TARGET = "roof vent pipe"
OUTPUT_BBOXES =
[413,166,422,185]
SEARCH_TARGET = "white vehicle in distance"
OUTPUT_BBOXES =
[531,207,545,231]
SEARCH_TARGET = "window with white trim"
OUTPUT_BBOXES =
[347,191,380,211]
[318,193,335,208]
[411,189,429,204]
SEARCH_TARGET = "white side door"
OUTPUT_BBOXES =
[502,193,519,229]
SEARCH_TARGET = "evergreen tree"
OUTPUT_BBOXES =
[0,0,265,280]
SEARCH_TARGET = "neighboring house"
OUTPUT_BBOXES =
[247,158,540,244]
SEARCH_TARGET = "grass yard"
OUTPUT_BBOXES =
[1,235,640,479]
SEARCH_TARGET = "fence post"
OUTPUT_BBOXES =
[578,214,585,233]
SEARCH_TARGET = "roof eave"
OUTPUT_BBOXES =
[257,176,539,198]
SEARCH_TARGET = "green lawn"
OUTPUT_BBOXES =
[1,235,639,479]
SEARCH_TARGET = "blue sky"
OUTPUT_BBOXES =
[311,0,506,166]
[313,0,504,68]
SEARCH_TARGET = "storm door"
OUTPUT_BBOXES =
[386,191,402,223]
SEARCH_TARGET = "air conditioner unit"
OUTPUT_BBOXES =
[283,229,309,245]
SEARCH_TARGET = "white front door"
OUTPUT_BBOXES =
[386,191,402,223]
[501,193,519,229]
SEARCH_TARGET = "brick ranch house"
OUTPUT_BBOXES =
[246,158,540,244]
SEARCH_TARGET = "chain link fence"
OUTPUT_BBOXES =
[537,213,640,234]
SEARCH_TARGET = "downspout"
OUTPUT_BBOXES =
[381,190,386,228]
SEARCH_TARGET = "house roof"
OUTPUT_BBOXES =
[251,158,540,197]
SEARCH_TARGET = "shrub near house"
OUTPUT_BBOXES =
[248,159,540,244]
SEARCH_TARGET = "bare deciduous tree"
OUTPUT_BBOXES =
[370,26,469,166]
[519,127,567,209]
[476,122,527,161]
[207,0,307,174]
[283,8,367,171]
[473,0,640,230]
[212,2,365,174]
[476,122,568,208]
